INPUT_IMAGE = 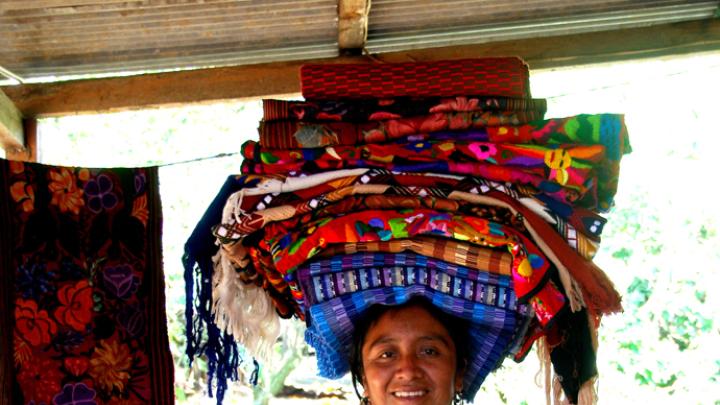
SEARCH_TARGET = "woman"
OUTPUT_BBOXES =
[349,298,470,405]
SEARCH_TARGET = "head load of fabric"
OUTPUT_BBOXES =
[184,57,631,405]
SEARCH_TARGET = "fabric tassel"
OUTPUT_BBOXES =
[552,376,569,405]
[211,249,280,361]
[535,337,553,405]
[184,176,254,405]
[577,378,598,405]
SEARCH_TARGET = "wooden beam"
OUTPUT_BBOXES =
[0,89,24,153]
[3,18,720,118]
[338,0,371,51]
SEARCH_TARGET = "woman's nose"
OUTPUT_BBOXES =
[394,354,423,380]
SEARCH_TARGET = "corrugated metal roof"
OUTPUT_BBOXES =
[0,0,339,82]
[1,0,718,84]
[366,0,719,52]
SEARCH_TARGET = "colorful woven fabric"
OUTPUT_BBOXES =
[300,58,530,99]
[0,159,174,405]
[262,96,547,122]
[215,186,600,263]
[254,208,568,325]
[215,189,523,241]
[241,148,595,209]
[315,237,513,274]
[244,138,603,197]
[304,286,530,401]
[248,187,616,318]
[258,110,545,148]
[256,113,625,157]
[223,168,606,243]
[295,252,515,307]
[487,114,631,211]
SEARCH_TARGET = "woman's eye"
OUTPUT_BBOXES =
[421,348,439,356]
[379,351,394,359]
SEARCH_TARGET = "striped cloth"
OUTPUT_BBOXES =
[300,58,530,99]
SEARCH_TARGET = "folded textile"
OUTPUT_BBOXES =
[487,114,631,211]
[256,113,625,159]
[296,252,516,308]
[249,188,617,316]
[0,159,174,405]
[215,187,599,262]
[300,58,530,99]
[315,237,515,274]
[253,208,567,326]
[241,152,589,208]
[258,110,545,148]
[262,96,547,122]
[220,169,606,243]
[243,139,603,196]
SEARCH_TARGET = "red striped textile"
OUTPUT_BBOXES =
[300,58,530,100]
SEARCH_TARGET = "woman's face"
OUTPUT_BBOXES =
[360,304,462,405]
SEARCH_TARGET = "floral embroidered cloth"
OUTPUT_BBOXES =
[258,110,546,148]
[0,159,174,405]
[262,96,547,122]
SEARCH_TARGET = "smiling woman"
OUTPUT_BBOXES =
[349,298,469,405]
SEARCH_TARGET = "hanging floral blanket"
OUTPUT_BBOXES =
[0,159,174,405]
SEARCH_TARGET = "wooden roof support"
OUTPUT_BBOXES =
[0,89,24,154]
[338,0,371,52]
[2,18,719,118]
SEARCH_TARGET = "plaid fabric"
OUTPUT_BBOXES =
[300,58,530,99]
[304,285,530,401]
[0,159,174,405]
[262,96,547,122]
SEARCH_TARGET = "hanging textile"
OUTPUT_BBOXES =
[0,159,174,405]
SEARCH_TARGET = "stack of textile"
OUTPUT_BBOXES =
[184,58,631,404]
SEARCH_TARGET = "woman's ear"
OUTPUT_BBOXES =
[454,359,467,393]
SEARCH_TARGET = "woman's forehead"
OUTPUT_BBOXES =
[364,305,453,343]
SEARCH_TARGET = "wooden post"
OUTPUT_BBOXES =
[0,89,25,157]
[338,0,371,53]
[5,119,37,162]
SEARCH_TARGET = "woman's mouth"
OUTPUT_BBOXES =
[392,390,428,398]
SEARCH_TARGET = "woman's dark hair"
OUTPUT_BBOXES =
[348,297,469,399]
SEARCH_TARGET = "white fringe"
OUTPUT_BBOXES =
[211,249,280,362]
[209,189,282,362]
[535,337,553,405]
[536,336,598,405]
